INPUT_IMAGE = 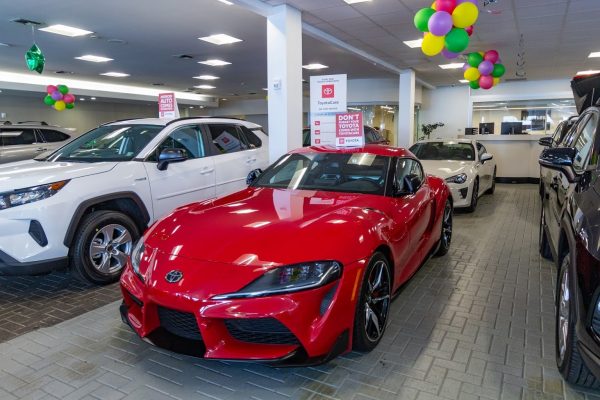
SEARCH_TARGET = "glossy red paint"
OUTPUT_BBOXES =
[120,146,451,364]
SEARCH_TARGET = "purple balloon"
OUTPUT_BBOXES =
[478,60,494,75]
[463,63,470,72]
[51,91,63,101]
[457,0,477,4]
[428,11,453,37]
[442,49,459,59]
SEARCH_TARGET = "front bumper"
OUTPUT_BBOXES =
[447,183,471,208]
[119,258,365,365]
[0,250,68,275]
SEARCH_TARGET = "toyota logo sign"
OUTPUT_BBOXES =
[165,270,183,283]
[321,84,335,98]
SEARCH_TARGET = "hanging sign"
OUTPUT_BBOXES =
[158,92,180,119]
[336,112,364,147]
[310,74,347,146]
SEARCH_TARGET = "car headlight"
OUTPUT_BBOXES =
[212,261,342,300]
[0,180,69,210]
[445,173,468,184]
[130,238,145,282]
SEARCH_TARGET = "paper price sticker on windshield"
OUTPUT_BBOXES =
[335,112,363,148]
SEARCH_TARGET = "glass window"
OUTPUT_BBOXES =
[476,143,487,159]
[573,113,599,171]
[39,129,70,143]
[563,114,591,148]
[149,126,204,161]
[0,129,38,146]
[208,124,249,154]
[410,142,475,161]
[239,126,262,148]
[395,158,424,193]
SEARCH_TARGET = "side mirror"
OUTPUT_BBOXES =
[246,168,263,185]
[538,136,553,147]
[480,153,493,163]
[157,148,187,171]
[539,147,579,182]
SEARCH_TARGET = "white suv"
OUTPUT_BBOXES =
[0,122,73,164]
[0,117,268,284]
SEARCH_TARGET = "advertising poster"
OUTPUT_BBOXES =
[158,92,180,119]
[336,112,364,147]
[310,74,347,146]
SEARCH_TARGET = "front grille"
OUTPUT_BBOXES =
[224,318,299,345]
[157,306,202,341]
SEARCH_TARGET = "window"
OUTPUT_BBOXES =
[476,143,487,159]
[410,142,474,161]
[395,158,424,193]
[208,124,249,154]
[0,129,38,146]
[149,126,204,161]
[563,114,591,148]
[239,126,262,148]
[572,113,599,171]
[39,129,70,143]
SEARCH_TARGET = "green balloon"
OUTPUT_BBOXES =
[467,52,483,68]
[57,85,69,95]
[66,103,74,110]
[469,80,480,90]
[414,8,436,32]
[445,28,470,53]
[43,95,55,106]
[492,63,506,78]
[25,44,45,74]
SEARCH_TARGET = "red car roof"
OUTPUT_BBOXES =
[290,144,415,158]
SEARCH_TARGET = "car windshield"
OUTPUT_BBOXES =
[254,152,390,195]
[410,142,475,161]
[48,124,163,162]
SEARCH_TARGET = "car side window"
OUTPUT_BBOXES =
[148,125,204,161]
[395,158,424,193]
[208,124,249,154]
[572,113,599,171]
[0,128,38,146]
[563,114,591,147]
[39,129,70,142]
[239,126,262,148]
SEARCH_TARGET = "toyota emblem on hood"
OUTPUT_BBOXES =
[165,270,183,283]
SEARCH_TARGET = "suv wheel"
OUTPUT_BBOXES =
[70,210,140,285]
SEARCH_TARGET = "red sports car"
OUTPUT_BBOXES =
[120,145,453,365]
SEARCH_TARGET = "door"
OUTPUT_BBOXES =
[0,128,45,163]
[143,124,216,220]
[476,142,493,192]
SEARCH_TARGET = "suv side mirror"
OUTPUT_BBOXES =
[539,147,579,182]
[538,136,553,147]
[246,168,263,185]
[157,148,187,171]
[480,153,493,163]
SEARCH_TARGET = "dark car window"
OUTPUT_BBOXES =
[410,142,475,161]
[395,158,424,192]
[208,124,249,154]
[365,126,385,143]
[148,125,205,161]
[0,128,38,146]
[239,126,262,148]
[573,113,599,171]
[562,114,591,147]
[39,129,70,143]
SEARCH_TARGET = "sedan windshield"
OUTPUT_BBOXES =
[48,124,163,162]
[254,152,390,195]
[410,142,475,161]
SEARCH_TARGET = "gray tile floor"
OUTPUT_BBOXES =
[1,184,599,400]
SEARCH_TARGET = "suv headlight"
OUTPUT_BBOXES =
[0,180,69,210]
[212,261,342,300]
[130,238,145,282]
[445,173,468,184]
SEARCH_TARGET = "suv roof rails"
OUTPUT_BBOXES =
[100,118,148,126]
[17,121,49,125]
[165,116,248,126]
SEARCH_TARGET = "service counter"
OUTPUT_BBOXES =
[458,134,545,183]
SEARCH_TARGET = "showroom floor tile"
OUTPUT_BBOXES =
[1,184,599,400]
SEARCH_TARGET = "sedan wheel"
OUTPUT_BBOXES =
[467,179,479,213]
[435,200,453,256]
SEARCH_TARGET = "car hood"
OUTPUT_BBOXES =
[0,160,118,191]
[145,187,390,267]
[419,160,473,179]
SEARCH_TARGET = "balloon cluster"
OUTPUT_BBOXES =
[414,0,479,58]
[463,50,506,90]
[44,85,76,111]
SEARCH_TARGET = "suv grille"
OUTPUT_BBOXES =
[157,306,202,341]
[224,318,299,345]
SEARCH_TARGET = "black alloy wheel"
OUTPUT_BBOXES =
[467,178,479,213]
[435,200,453,257]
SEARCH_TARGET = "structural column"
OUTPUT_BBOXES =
[267,5,303,162]
[397,69,416,148]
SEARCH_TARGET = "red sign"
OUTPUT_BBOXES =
[335,112,364,148]
[321,84,335,99]
[158,92,178,118]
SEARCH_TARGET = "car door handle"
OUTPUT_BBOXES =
[36,147,47,152]
[246,158,257,164]
[200,168,214,175]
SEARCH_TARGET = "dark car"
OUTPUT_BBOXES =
[302,125,389,147]
[539,116,579,148]
[538,103,600,387]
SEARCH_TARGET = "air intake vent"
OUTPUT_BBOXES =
[11,18,42,25]
[173,54,194,59]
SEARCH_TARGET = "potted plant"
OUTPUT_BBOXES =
[420,122,445,141]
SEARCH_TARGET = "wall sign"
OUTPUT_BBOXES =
[336,112,364,147]
[310,74,347,146]
[158,92,180,119]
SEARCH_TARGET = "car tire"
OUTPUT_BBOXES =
[466,178,479,213]
[435,200,453,257]
[556,253,600,388]
[486,168,496,195]
[70,210,140,285]
[352,252,391,352]
[539,207,553,260]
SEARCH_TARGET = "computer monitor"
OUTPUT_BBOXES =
[501,122,524,135]
[465,128,478,135]
[479,123,494,135]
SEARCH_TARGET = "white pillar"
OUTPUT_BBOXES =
[267,5,303,163]
[397,70,416,148]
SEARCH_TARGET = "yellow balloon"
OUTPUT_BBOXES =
[464,67,481,82]
[54,100,66,111]
[452,2,479,28]
[431,1,436,10]
[493,77,500,86]
[478,51,485,57]
[422,33,445,57]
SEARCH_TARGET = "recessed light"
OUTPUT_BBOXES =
[221,98,228,101]
[100,72,129,77]
[80,98,86,101]
[303,63,328,70]
[194,75,219,80]
[198,59,231,66]
[75,55,113,63]
[217,0,233,4]
[403,39,423,48]
[577,70,600,75]
[194,85,216,89]
[589,52,600,58]
[344,0,371,3]
[189,106,195,109]
[39,24,93,37]
[199,34,242,45]
[439,63,465,69]
[459,80,469,83]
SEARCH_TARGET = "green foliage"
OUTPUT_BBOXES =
[420,122,445,141]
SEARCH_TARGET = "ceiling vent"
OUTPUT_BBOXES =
[54,70,74,74]
[173,54,194,60]
[11,18,42,26]
[152,83,165,86]
[506,77,527,82]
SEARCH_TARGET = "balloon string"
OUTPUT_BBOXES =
[31,24,36,44]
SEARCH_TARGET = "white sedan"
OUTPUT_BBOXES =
[409,139,496,212]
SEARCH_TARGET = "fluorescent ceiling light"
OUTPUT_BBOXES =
[439,63,464,69]
[100,72,129,77]
[198,59,231,66]
[303,63,328,70]
[262,88,268,91]
[75,55,113,63]
[577,70,600,75]
[194,75,219,80]
[199,34,242,45]
[91,97,96,100]
[344,0,371,3]
[589,52,600,58]
[194,85,216,89]
[403,39,423,48]
[459,80,469,83]
[39,24,93,37]
[217,0,233,4]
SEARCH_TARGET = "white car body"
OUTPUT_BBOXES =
[410,139,496,209]
[0,117,269,277]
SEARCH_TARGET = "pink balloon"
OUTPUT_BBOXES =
[435,0,456,13]
[63,93,75,104]
[484,50,499,64]
[478,60,494,75]
[442,48,459,59]
[51,91,63,101]
[479,75,494,90]
[465,25,474,36]
[47,85,58,95]
[428,11,453,36]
